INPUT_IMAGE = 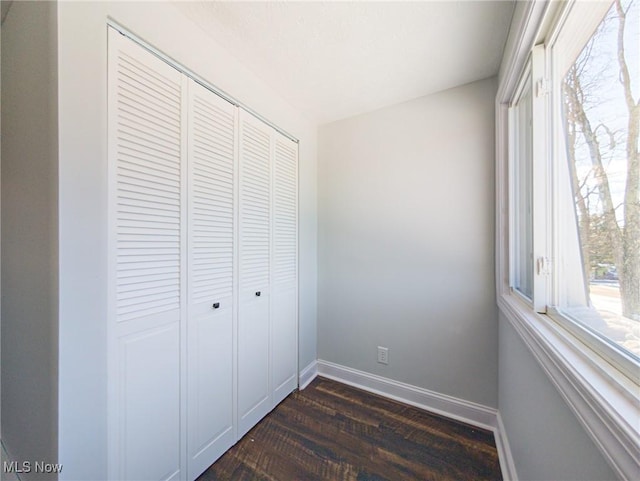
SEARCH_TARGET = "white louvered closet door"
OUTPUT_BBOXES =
[186,79,237,479]
[107,28,186,481]
[237,109,273,437]
[271,133,299,406]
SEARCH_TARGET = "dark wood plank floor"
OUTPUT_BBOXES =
[197,377,503,481]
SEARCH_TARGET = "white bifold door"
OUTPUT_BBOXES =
[107,28,186,481]
[186,79,237,479]
[237,113,299,437]
[238,110,273,437]
[271,133,299,406]
[108,27,298,481]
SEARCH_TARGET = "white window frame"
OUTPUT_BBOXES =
[509,62,535,305]
[496,1,640,480]
[546,0,640,386]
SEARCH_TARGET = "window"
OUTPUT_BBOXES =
[550,0,639,374]
[499,1,639,476]
[510,69,534,301]
[506,0,639,378]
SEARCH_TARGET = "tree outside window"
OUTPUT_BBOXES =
[562,0,639,356]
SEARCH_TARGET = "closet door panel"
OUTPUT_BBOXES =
[120,324,181,481]
[186,79,236,479]
[271,288,297,404]
[108,27,186,481]
[237,294,270,435]
[271,135,299,405]
[187,306,233,476]
[238,110,272,437]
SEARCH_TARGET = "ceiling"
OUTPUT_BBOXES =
[172,1,515,124]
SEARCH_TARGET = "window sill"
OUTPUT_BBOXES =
[498,293,639,480]
[547,306,639,384]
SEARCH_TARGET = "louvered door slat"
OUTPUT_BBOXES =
[273,138,298,287]
[112,35,183,325]
[239,114,271,293]
[187,81,235,304]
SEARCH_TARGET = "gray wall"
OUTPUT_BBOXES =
[1,1,59,479]
[318,78,498,407]
[498,312,617,480]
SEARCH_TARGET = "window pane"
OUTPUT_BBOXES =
[560,0,639,359]
[513,76,533,299]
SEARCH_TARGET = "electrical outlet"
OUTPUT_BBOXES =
[377,346,389,365]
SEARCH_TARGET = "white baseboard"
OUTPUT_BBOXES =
[298,360,318,390]
[317,360,497,429]
[316,359,518,480]
[495,412,518,481]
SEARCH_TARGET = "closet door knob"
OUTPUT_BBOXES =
[212,302,220,309]
[255,291,261,297]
